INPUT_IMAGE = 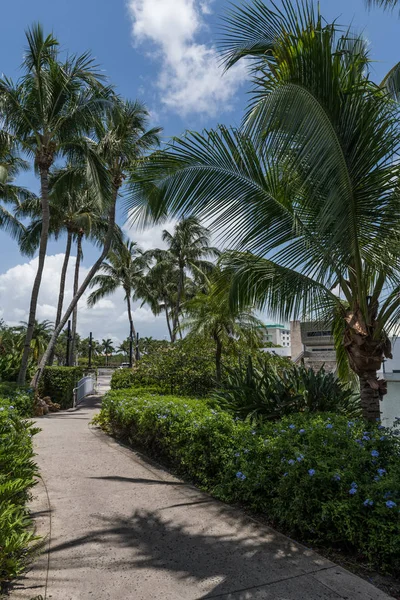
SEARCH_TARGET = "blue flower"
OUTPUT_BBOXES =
[350,482,358,489]
[386,501,397,509]
[244,449,249,454]
[283,472,288,477]
[289,424,296,430]
[288,459,295,466]
[236,472,246,481]
[332,474,341,482]
[380,436,386,441]
[355,440,364,446]
[363,499,374,507]
[378,425,385,430]
[362,435,370,441]
[347,421,355,427]
[299,429,306,434]
[308,469,316,476]
[326,424,333,429]
[384,491,392,499]
[234,452,240,457]
[297,454,304,462]
[251,430,256,435]
[377,468,387,477]
[349,488,357,495]
[374,476,381,482]
[371,450,380,458]
[9,406,14,410]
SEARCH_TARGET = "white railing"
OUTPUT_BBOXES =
[73,375,95,408]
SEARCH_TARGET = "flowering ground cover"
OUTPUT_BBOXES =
[97,388,400,575]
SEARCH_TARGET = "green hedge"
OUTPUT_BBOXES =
[40,367,83,409]
[99,388,400,573]
[0,398,40,591]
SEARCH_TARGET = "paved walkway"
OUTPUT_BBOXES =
[13,396,392,600]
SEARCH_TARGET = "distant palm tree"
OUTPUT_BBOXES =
[184,267,263,383]
[16,319,53,362]
[0,24,110,384]
[101,338,115,366]
[88,239,146,351]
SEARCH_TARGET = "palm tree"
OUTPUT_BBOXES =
[0,24,110,384]
[148,217,218,341]
[15,319,53,362]
[34,99,162,387]
[101,339,114,366]
[184,266,263,383]
[366,0,399,7]
[128,2,400,421]
[87,239,146,356]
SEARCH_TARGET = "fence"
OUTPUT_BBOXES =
[73,375,96,408]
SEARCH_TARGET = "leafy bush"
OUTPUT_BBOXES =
[214,356,360,421]
[111,338,289,396]
[0,399,40,591]
[0,384,34,418]
[100,388,400,573]
[40,366,83,409]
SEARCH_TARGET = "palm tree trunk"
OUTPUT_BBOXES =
[49,230,73,365]
[126,293,136,363]
[359,373,382,422]
[69,232,83,366]
[172,267,184,342]
[18,166,50,384]
[164,298,173,341]
[215,334,223,384]
[32,186,118,388]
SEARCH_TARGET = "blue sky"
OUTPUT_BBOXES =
[0,0,399,341]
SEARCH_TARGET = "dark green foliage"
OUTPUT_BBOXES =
[40,366,83,409]
[99,389,400,573]
[110,338,289,397]
[214,356,360,422]
[0,384,34,418]
[0,399,40,591]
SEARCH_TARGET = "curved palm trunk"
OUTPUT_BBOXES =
[69,232,83,366]
[32,186,118,388]
[18,166,50,384]
[49,230,73,365]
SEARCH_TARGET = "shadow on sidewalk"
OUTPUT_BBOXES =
[47,508,322,599]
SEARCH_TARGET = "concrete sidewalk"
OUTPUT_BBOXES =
[13,396,392,600]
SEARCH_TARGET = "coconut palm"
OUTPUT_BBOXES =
[147,217,218,341]
[184,266,263,383]
[128,2,400,421]
[88,239,146,355]
[34,98,162,387]
[101,338,114,366]
[15,319,53,362]
[0,24,111,384]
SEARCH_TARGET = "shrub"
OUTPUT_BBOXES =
[0,384,34,418]
[111,338,289,396]
[214,356,360,421]
[40,366,83,409]
[0,399,40,591]
[100,388,400,573]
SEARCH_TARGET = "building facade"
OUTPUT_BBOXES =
[263,324,291,348]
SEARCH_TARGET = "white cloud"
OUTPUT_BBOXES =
[127,0,247,116]
[123,218,177,251]
[0,254,169,343]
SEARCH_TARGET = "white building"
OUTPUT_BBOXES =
[262,323,291,348]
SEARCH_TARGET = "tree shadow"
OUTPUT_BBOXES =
[48,508,332,599]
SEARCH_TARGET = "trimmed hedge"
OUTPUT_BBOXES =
[41,366,83,409]
[98,388,400,573]
[0,398,40,591]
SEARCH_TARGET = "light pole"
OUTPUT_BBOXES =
[88,331,93,369]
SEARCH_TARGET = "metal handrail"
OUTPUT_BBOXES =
[73,375,95,408]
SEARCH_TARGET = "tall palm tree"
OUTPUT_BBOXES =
[87,239,146,355]
[128,2,400,421]
[101,338,114,366]
[147,217,218,341]
[184,266,263,383]
[0,24,111,384]
[34,99,162,387]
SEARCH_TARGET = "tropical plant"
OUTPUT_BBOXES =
[15,320,53,362]
[0,24,111,384]
[184,266,264,382]
[146,217,218,341]
[34,98,161,387]
[129,2,400,421]
[214,355,360,422]
[88,238,146,357]
[101,339,115,366]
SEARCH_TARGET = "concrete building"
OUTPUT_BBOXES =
[290,321,336,372]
